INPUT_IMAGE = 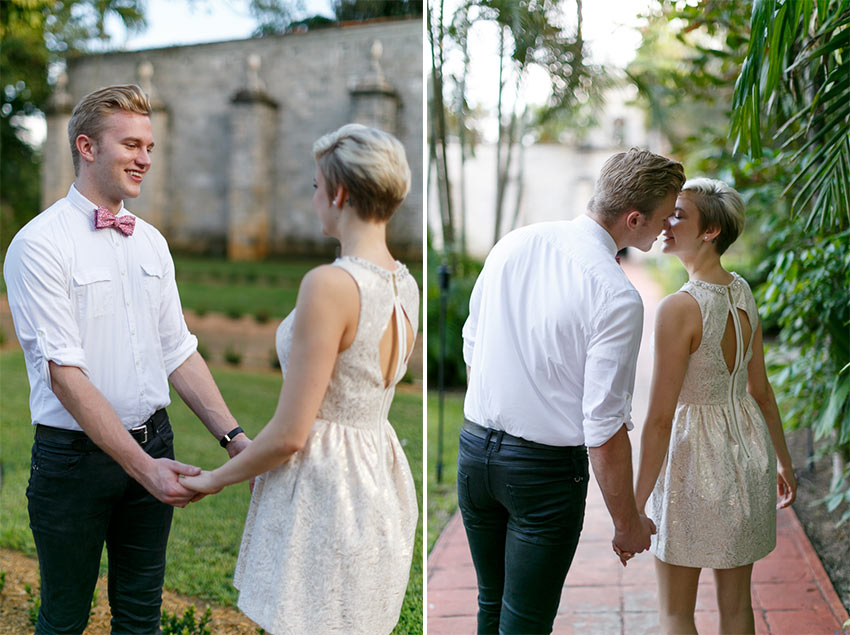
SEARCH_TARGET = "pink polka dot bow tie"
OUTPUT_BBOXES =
[94,206,135,236]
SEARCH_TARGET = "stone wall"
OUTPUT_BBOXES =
[47,19,422,259]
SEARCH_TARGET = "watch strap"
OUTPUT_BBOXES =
[219,426,244,448]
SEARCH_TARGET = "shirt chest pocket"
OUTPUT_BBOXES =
[72,268,114,320]
[140,262,164,319]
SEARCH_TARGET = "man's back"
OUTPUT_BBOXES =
[462,215,643,447]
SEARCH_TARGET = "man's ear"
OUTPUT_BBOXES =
[624,209,643,230]
[76,134,97,165]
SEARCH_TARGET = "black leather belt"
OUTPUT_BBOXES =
[35,409,167,451]
[462,419,585,453]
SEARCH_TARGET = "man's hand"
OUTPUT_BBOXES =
[226,433,250,459]
[139,458,202,508]
[612,513,656,566]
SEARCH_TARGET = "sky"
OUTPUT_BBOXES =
[25,0,653,144]
[440,0,654,138]
[104,0,335,50]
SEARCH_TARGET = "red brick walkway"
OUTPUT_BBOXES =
[427,262,849,634]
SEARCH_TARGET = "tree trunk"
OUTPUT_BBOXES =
[428,0,454,249]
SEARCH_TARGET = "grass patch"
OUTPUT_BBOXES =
[0,351,422,632]
[426,390,465,552]
[173,256,423,320]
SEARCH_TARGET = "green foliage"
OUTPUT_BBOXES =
[249,0,421,36]
[25,583,40,626]
[224,346,242,366]
[161,605,212,635]
[731,0,850,230]
[426,390,465,551]
[426,245,482,388]
[759,233,850,438]
[0,570,6,592]
[631,0,850,526]
[0,0,147,248]
[0,351,422,630]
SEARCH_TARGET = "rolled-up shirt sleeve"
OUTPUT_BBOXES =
[582,290,643,447]
[4,236,90,384]
[155,246,197,376]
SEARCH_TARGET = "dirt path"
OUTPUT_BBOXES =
[0,549,258,634]
[0,297,423,382]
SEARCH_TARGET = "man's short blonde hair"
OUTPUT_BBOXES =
[681,177,746,255]
[312,124,411,222]
[589,148,685,221]
[68,84,151,175]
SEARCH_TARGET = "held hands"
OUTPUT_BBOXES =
[175,433,251,502]
[144,458,203,508]
[612,513,656,567]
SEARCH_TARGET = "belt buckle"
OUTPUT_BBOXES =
[130,423,148,445]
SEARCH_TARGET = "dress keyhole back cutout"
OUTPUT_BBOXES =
[379,306,415,388]
[721,308,752,374]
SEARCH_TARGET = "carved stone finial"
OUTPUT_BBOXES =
[247,54,265,93]
[370,40,384,77]
[138,61,154,91]
[47,72,74,113]
[137,61,164,108]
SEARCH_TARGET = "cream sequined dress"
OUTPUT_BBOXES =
[648,273,777,569]
[233,256,419,635]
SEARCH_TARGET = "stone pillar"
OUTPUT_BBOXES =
[349,40,400,134]
[227,54,278,261]
[41,73,75,211]
[132,61,170,231]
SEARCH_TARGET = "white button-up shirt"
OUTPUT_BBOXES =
[462,214,643,447]
[4,185,198,431]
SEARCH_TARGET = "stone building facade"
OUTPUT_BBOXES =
[43,19,423,260]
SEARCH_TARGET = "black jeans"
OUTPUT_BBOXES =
[26,412,175,634]
[457,425,589,635]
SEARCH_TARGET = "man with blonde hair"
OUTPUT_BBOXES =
[460,148,685,633]
[4,84,249,633]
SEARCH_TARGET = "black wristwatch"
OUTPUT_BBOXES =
[219,426,244,448]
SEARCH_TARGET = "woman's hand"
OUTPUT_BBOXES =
[181,470,223,496]
[777,464,797,508]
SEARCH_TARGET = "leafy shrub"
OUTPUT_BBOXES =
[25,584,39,626]
[225,347,242,366]
[426,245,483,389]
[161,605,212,635]
[269,348,281,370]
[254,309,271,324]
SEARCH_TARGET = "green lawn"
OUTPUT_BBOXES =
[0,351,422,633]
[426,390,465,552]
[173,255,424,319]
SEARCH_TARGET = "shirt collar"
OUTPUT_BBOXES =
[575,214,618,258]
[66,184,130,218]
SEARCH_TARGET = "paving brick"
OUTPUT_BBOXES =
[426,264,849,634]
[753,582,828,611]
[553,611,623,634]
[559,585,621,613]
[764,608,849,634]
[426,615,477,634]
[622,610,660,634]
[427,587,479,618]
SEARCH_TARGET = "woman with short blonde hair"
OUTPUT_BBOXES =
[184,124,419,635]
[635,178,795,634]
